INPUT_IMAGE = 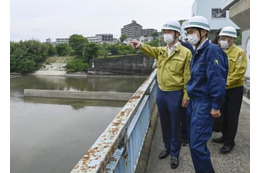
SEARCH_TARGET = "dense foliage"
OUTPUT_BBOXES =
[65,58,88,73]
[10,35,140,74]
[10,40,56,74]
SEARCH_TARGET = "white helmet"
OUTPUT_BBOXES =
[219,26,237,38]
[162,20,181,33]
[184,16,210,31]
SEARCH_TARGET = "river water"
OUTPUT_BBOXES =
[10,75,146,173]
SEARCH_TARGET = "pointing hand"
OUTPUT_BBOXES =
[130,41,142,49]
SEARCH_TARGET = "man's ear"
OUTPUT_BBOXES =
[201,30,207,38]
[175,32,180,38]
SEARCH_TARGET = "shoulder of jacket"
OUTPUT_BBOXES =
[234,45,246,54]
[178,44,192,55]
[228,45,246,57]
[208,43,220,50]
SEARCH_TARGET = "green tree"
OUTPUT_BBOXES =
[56,43,72,56]
[152,32,159,38]
[178,19,186,26]
[65,58,88,72]
[17,58,36,74]
[83,43,99,63]
[69,34,88,58]
[46,43,57,56]
[120,34,127,43]
[10,40,54,74]
[117,44,136,55]
[235,30,242,45]
[147,38,166,47]
[108,44,119,55]
[97,43,109,58]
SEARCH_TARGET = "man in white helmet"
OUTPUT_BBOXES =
[184,16,228,173]
[212,26,247,154]
[131,20,192,169]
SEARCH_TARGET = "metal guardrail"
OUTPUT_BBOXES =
[71,69,157,173]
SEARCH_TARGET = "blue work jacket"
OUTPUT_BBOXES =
[186,40,228,110]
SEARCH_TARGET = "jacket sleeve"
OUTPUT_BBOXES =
[183,50,191,100]
[227,51,247,86]
[206,46,227,110]
[139,44,160,59]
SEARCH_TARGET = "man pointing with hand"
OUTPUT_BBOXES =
[131,20,192,169]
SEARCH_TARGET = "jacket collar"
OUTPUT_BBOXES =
[225,44,236,54]
[196,39,209,52]
[162,42,181,54]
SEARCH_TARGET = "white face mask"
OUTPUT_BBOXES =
[163,34,175,45]
[219,40,229,49]
[187,33,200,45]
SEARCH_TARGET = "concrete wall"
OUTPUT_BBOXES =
[229,0,250,30]
[88,54,154,75]
[24,89,133,101]
[242,30,250,78]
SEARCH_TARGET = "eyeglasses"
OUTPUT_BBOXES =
[185,28,196,36]
[218,36,229,41]
[163,30,175,34]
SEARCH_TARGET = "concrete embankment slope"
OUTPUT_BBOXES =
[33,63,66,75]
[33,56,69,76]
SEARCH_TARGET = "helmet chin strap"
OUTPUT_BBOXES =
[195,29,205,50]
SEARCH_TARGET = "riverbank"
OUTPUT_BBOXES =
[32,54,154,76]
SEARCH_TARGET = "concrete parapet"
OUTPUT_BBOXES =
[24,89,133,101]
[89,54,154,75]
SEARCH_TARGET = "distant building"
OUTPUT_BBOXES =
[45,38,52,44]
[190,0,239,43]
[142,29,157,37]
[123,36,154,45]
[121,20,143,39]
[95,34,113,41]
[87,36,102,44]
[104,38,119,45]
[121,20,158,42]
[139,36,154,43]
[56,38,69,44]
[87,34,117,44]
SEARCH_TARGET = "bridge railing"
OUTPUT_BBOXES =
[71,69,157,173]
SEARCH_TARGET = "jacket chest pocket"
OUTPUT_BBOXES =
[157,52,167,68]
[194,61,206,76]
[167,57,185,74]
[228,56,237,73]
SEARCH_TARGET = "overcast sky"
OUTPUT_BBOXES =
[10,0,194,42]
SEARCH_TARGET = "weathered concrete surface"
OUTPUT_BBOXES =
[89,55,154,75]
[34,62,67,75]
[144,100,250,173]
[229,0,250,30]
[24,89,133,101]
